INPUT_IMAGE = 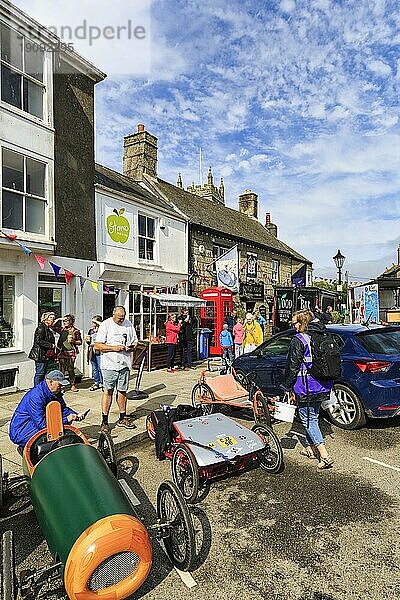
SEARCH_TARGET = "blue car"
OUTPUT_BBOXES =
[232,324,400,430]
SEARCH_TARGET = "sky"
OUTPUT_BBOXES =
[14,0,400,281]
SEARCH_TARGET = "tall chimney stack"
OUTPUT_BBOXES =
[238,190,258,219]
[398,243,400,265]
[123,124,158,180]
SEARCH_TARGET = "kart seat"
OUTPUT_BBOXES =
[206,374,248,402]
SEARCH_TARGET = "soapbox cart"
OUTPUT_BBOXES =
[1,401,196,600]
[147,408,283,504]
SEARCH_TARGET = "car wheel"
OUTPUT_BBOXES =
[326,384,366,430]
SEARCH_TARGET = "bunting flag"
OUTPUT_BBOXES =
[49,262,61,278]
[90,281,99,292]
[291,264,306,287]
[16,241,32,255]
[4,233,17,241]
[34,255,46,270]
[64,269,74,285]
[79,276,87,290]
[115,288,120,298]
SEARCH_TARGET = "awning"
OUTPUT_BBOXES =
[141,292,206,307]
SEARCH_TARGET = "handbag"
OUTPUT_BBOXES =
[46,347,60,359]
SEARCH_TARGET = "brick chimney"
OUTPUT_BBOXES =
[265,212,278,237]
[238,190,258,219]
[123,124,158,180]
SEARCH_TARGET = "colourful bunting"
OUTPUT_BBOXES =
[49,262,61,278]
[16,241,32,255]
[34,255,46,270]
[4,233,17,241]
[104,285,110,293]
[90,281,99,292]
[64,270,74,285]
[79,276,87,290]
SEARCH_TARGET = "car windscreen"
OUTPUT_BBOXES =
[259,333,294,356]
[356,329,400,355]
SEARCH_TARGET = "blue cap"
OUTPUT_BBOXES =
[46,370,70,386]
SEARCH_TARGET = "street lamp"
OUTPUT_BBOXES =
[333,249,346,286]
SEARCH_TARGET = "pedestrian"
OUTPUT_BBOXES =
[56,314,82,392]
[315,305,333,324]
[242,313,263,354]
[233,317,244,358]
[178,308,196,369]
[86,315,103,391]
[28,311,58,386]
[94,306,138,433]
[224,307,238,334]
[284,309,334,470]
[255,310,267,333]
[220,323,234,369]
[165,313,181,373]
[9,370,87,449]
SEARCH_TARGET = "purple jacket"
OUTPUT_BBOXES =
[294,333,332,396]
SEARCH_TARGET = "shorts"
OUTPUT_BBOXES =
[102,367,130,392]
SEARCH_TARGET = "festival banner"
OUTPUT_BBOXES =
[215,245,239,292]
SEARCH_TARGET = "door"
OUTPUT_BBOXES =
[38,284,65,319]
[251,332,295,395]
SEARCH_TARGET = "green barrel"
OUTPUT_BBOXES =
[29,444,135,567]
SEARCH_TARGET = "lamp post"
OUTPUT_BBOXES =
[333,249,346,316]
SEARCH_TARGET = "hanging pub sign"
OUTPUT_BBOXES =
[240,281,264,300]
[246,253,258,279]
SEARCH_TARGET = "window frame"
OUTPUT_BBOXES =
[0,22,46,121]
[271,259,280,284]
[1,147,47,235]
[138,213,156,262]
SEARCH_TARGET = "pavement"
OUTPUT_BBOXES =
[0,361,215,479]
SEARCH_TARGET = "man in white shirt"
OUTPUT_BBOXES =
[95,306,138,433]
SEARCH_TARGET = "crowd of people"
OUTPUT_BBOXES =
[10,302,336,471]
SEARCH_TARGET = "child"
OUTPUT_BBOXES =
[233,317,244,358]
[220,323,234,369]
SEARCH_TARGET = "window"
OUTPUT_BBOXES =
[271,259,280,284]
[212,244,229,275]
[357,330,400,355]
[259,333,293,356]
[138,214,155,260]
[0,275,15,348]
[1,23,44,119]
[2,148,46,234]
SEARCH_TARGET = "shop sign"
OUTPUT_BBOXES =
[240,281,264,300]
[104,204,134,249]
[246,253,257,279]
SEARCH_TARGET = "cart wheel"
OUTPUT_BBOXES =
[171,444,200,504]
[2,531,17,600]
[157,480,195,571]
[146,414,156,441]
[98,432,117,476]
[253,391,271,427]
[252,424,283,474]
[191,383,215,415]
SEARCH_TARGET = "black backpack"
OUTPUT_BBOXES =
[307,332,341,381]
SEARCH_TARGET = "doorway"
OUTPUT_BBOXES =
[38,284,65,320]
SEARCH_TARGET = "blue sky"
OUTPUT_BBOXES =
[15,0,400,280]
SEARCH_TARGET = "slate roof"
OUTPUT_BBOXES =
[154,178,310,263]
[94,164,184,218]
[379,264,400,278]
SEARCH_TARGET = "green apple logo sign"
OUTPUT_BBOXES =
[107,208,130,244]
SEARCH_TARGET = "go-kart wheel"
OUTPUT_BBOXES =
[191,383,215,415]
[171,444,199,504]
[157,480,195,571]
[98,432,117,476]
[252,424,283,474]
[146,414,156,441]
[2,531,17,600]
[253,391,271,427]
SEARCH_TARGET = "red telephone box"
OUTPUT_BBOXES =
[200,287,233,355]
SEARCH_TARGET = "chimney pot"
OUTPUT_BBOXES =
[266,212,271,225]
[137,123,145,132]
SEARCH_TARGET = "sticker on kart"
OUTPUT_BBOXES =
[216,435,237,447]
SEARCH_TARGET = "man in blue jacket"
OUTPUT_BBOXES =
[9,370,83,448]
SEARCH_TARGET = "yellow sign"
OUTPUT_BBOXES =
[217,436,237,447]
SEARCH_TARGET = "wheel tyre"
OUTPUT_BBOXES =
[171,444,200,504]
[234,369,250,391]
[326,384,366,430]
[2,531,17,600]
[146,414,156,441]
[98,432,118,476]
[252,424,283,474]
[253,391,271,427]
[157,480,195,571]
[191,383,215,415]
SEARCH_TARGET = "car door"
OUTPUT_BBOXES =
[251,332,295,395]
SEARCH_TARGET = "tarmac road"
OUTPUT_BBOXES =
[1,414,400,600]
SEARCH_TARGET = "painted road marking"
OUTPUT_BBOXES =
[362,457,400,473]
[118,479,141,505]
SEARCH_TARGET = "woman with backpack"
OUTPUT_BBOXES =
[284,309,334,470]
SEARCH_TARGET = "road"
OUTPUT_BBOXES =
[2,415,400,600]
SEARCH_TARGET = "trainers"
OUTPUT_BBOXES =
[167,368,174,373]
[317,457,334,470]
[90,384,100,391]
[117,417,137,429]
[99,423,110,434]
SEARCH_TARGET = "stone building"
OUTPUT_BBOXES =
[121,124,312,325]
